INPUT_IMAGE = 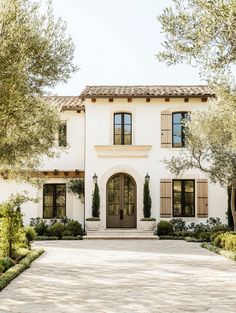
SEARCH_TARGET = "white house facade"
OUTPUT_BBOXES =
[0,85,228,231]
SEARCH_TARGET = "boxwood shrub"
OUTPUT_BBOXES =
[157,221,174,236]
[0,249,44,291]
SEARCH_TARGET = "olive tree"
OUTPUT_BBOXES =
[0,0,78,178]
[158,0,236,229]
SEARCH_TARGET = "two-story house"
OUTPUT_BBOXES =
[0,85,227,232]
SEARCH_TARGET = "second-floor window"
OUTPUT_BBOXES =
[172,112,188,148]
[59,121,67,147]
[114,113,132,145]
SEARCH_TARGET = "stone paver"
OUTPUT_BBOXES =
[0,240,236,313]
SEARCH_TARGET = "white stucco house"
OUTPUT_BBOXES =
[0,85,228,232]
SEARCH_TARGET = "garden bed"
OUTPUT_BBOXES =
[159,235,208,242]
[202,243,236,261]
[0,248,44,291]
[35,235,83,241]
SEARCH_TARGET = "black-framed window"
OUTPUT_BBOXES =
[173,180,195,217]
[114,113,132,145]
[43,184,66,218]
[59,121,67,147]
[172,112,189,147]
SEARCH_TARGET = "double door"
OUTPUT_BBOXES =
[107,173,136,228]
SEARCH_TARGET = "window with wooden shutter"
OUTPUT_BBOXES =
[197,179,208,218]
[160,179,172,217]
[161,110,172,148]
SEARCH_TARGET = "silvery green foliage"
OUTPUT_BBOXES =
[165,87,236,188]
[158,0,236,82]
[0,0,77,179]
[159,1,236,228]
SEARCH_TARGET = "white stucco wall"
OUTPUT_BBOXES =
[42,110,85,170]
[0,97,228,228]
[84,97,227,229]
[0,178,84,226]
[0,110,85,226]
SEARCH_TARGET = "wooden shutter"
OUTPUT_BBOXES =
[197,179,208,218]
[160,179,172,218]
[161,110,172,148]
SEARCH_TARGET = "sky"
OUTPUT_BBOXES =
[48,0,202,96]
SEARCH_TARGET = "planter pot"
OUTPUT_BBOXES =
[85,220,101,231]
[140,220,156,231]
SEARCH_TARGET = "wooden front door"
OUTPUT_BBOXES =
[107,173,136,228]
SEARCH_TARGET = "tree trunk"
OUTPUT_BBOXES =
[231,186,236,231]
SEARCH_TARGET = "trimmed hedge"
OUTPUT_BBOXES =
[35,235,83,241]
[159,235,206,242]
[61,235,82,240]
[185,237,206,243]
[35,236,48,241]
[159,235,185,240]
[0,249,44,291]
[202,243,236,261]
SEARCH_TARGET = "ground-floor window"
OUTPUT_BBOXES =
[43,184,66,218]
[173,180,195,217]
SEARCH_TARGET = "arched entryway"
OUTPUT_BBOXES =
[106,173,137,228]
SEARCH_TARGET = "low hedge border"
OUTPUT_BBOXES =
[159,235,207,242]
[201,243,236,261]
[35,235,83,241]
[0,249,44,291]
[159,235,185,240]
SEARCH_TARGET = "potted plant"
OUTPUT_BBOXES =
[86,174,101,231]
[140,174,156,231]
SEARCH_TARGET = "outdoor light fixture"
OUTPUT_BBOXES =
[93,173,98,184]
[145,173,150,183]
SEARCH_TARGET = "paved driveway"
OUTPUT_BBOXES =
[0,240,236,313]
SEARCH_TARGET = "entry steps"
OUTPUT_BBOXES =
[84,229,159,240]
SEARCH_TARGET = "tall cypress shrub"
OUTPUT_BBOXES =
[92,183,100,218]
[143,180,152,218]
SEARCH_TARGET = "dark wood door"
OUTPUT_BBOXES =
[107,173,136,228]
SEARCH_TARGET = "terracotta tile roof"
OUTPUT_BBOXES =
[42,96,84,111]
[79,85,214,98]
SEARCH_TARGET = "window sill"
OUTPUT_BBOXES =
[94,145,152,158]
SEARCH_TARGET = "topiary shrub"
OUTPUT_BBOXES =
[157,220,174,236]
[65,220,83,237]
[0,264,4,274]
[143,180,152,218]
[25,226,36,242]
[92,183,100,218]
[48,222,65,239]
